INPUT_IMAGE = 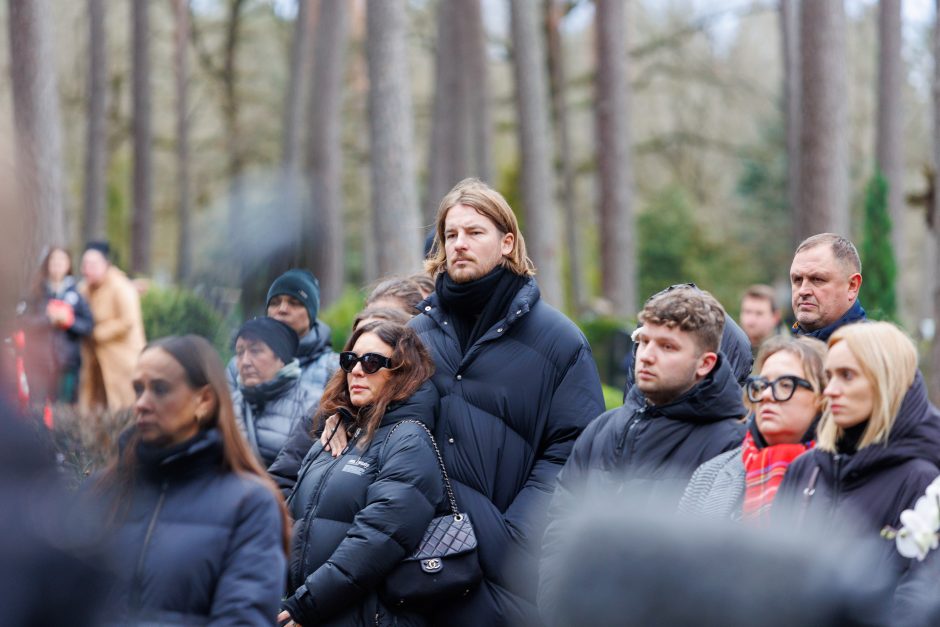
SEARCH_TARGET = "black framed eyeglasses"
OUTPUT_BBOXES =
[746,375,814,403]
[339,351,392,374]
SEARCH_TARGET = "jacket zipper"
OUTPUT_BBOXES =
[830,454,843,515]
[130,480,168,615]
[292,427,363,586]
[617,407,645,461]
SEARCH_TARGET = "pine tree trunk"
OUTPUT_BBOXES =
[457,0,492,184]
[367,0,421,276]
[930,0,940,404]
[798,0,849,238]
[131,0,152,275]
[173,0,192,284]
[595,0,636,315]
[780,0,800,249]
[876,0,903,312]
[7,0,67,272]
[425,1,461,223]
[224,0,247,288]
[547,0,586,314]
[306,0,349,307]
[84,0,108,245]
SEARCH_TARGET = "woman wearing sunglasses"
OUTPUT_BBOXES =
[773,322,940,620]
[679,335,827,523]
[279,321,447,627]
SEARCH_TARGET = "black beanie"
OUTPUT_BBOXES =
[84,240,111,260]
[266,269,320,325]
[235,317,299,364]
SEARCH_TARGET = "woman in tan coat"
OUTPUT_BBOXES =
[78,243,146,413]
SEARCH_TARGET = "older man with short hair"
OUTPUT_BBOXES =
[789,233,866,342]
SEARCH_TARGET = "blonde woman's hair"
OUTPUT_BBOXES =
[815,322,918,452]
[749,335,828,412]
[424,178,536,277]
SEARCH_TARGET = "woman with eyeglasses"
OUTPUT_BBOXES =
[771,322,940,620]
[279,321,448,627]
[679,335,827,523]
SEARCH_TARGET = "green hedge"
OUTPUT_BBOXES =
[141,286,230,356]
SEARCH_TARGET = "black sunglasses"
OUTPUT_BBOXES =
[339,351,392,374]
[746,375,814,403]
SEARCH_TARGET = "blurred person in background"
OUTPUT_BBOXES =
[352,305,411,331]
[408,273,435,299]
[679,336,827,523]
[17,245,93,404]
[95,335,288,624]
[774,322,940,622]
[79,240,146,413]
[279,322,446,626]
[226,268,338,409]
[365,276,424,316]
[739,284,783,356]
[231,316,317,468]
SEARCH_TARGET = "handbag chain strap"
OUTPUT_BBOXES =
[385,419,461,519]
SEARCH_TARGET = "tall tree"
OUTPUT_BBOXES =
[367,0,421,276]
[305,0,349,307]
[595,0,636,315]
[546,0,586,314]
[7,0,67,269]
[173,0,192,283]
[875,0,903,307]
[931,0,940,403]
[510,0,563,307]
[84,0,108,245]
[131,0,153,275]
[798,0,849,238]
[425,0,491,223]
[780,0,800,248]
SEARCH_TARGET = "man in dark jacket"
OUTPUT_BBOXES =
[226,268,338,403]
[407,178,604,626]
[540,286,747,623]
[789,233,866,342]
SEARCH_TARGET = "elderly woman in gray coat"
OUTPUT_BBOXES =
[232,317,318,468]
[678,336,827,523]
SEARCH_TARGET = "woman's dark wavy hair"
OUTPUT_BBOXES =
[99,334,291,554]
[316,322,435,448]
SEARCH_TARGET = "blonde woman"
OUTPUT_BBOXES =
[774,322,940,618]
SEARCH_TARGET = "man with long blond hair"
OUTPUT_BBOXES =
[413,178,604,624]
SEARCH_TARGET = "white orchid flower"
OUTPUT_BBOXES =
[896,507,940,561]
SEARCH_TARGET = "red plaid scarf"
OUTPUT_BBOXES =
[741,429,813,524]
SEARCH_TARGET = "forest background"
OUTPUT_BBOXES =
[1,0,939,404]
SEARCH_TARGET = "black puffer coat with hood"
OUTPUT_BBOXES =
[282,382,445,627]
[539,351,748,624]
[774,372,940,624]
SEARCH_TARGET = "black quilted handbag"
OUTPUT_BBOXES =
[380,420,482,606]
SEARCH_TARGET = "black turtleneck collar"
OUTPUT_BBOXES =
[836,422,868,455]
[133,427,223,480]
[435,266,528,352]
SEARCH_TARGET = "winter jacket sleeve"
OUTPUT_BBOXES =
[207,480,286,626]
[92,279,141,344]
[503,344,604,560]
[282,424,444,624]
[267,411,317,495]
[538,410,610,624]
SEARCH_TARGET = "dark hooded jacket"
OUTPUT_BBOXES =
[282,382,444,626]
[539,354,747,624]
[408,277,605,626]
[774,373,940,624]
[100,428,286,625]
[232,360,318,468]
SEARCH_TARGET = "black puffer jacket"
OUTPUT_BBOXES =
[283,382,444,626]
[539,354,747,624]
[409,278,605,626]
[233,361,318,467]
[100,428,286,625]
[774,372,940,623]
